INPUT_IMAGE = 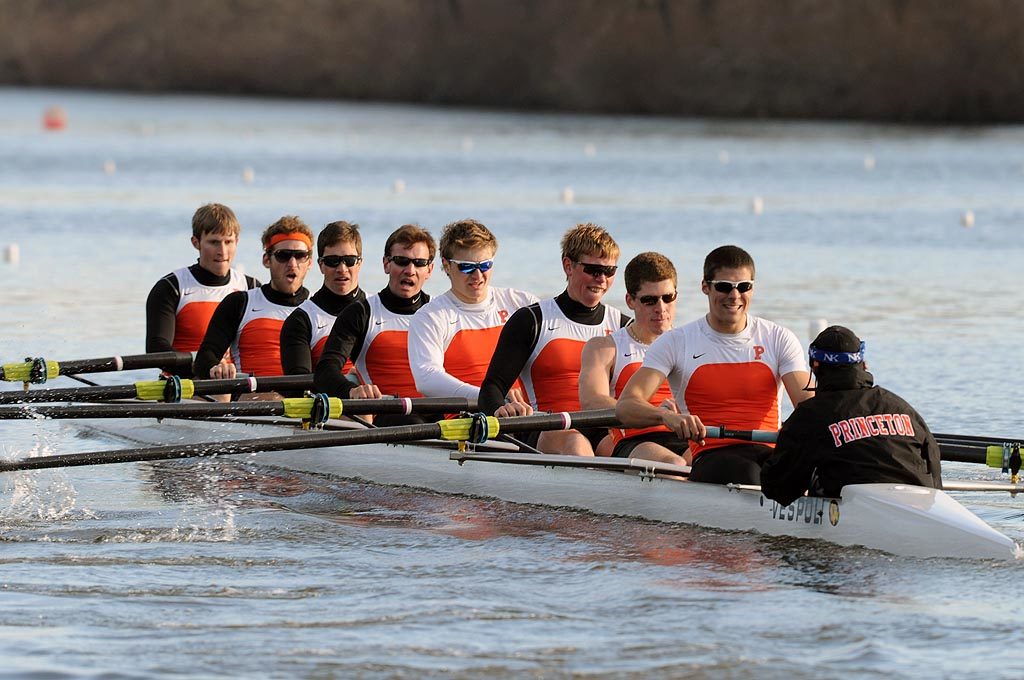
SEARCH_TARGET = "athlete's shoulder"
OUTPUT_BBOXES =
[493,286,540,308]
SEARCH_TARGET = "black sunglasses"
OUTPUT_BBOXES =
[387,254,432,268]
[269,249,312,263]
[575,261,618,278]
[637,292,678,306]
[320,254,362,268]
[707,280,754,294]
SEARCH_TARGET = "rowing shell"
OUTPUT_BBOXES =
[68,417,1021,560]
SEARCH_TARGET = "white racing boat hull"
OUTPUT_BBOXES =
[72,417,1021,560]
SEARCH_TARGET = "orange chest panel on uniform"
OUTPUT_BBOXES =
[442,326,504,387]
[361,331,423,398]
[172,302,220,353]
[311,336,354,374]
[236,318,286,376]
[530,338,588,412]
[610,361,673,443]
[685,361,779,453]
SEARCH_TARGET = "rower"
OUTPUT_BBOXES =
[313,224,435,426]
[616,245,810,484]
[579,252,686,462]
[280,221,366,379]
[408,219,538,400]
[760,325,942,505]
[145,203,258,377]
[192,216,314,380]
[478,223,628,456]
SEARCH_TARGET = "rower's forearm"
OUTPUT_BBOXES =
[615,398,667,428]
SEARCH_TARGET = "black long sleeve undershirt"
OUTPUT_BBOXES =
[192,283,308,378]
[478,290,630,415]
[280,286,366,376]
[144,264,258,376]
[313,287,429,398]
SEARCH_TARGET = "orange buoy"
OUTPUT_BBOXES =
[42,106,67,131]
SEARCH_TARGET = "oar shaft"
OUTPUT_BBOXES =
[0,409,619,472]
[58,351,193,377]
[0,374,315,404]
[0,351,193,382]
[0,396,476,420]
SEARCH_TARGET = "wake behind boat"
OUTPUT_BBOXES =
[59,414,1021,561]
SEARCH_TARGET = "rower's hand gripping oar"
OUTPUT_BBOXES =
[0,409,620,473]
[0,351,193,387]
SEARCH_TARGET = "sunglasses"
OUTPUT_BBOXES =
[319,254,361,268]
[447,258,494,274]
[575,261,618,278]
[269,249,312,263]
[387,254,432,268]
[637,292,678,306]
[707,280,754,294]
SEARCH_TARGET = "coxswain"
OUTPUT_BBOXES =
[313,224,435,426]
[280,221,366,378]
[579,252,686,462]
[478,223,628,456]
[760,325,942,505]
[408,219,538,400]
[616,245,810,483]
[145,203,258,377]
[192,216,314,379]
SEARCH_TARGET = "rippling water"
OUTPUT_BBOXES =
[1,87,1023,678]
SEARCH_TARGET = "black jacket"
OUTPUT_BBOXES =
[760,366,941,506]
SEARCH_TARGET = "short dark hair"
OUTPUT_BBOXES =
[317,221,362,257]
[703,245,755,281]
[384,224,436,261]
[624,252,677,296]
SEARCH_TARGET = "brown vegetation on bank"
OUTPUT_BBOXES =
[1,0,1021,121]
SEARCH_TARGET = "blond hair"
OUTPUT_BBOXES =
[439,219,497,260]
[560,223,619,262]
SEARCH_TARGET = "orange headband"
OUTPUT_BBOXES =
[267,232,313,249]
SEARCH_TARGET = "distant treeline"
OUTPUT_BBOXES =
[2,0,1022,122]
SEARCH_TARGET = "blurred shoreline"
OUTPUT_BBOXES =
[2,0,1022,123]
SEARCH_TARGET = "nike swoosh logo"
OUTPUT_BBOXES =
[182,291,195,296]
[449,320,458,325]
[547,324,558,331]
[251,308,264,313]
[316,323,328,330]
[692,353,705,359]
[374,320,384,326]
[623,352,634,358]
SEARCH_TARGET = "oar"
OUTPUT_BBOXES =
[707,426,1024,470]
[0,396,475,421]
[0,351,193,384]
[0,409,619,473]
[934,432,1023,448]
[0,374,315,405]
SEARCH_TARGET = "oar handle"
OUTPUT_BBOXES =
[705,426,778,443]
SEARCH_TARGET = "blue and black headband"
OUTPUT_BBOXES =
[808,341,866,365]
